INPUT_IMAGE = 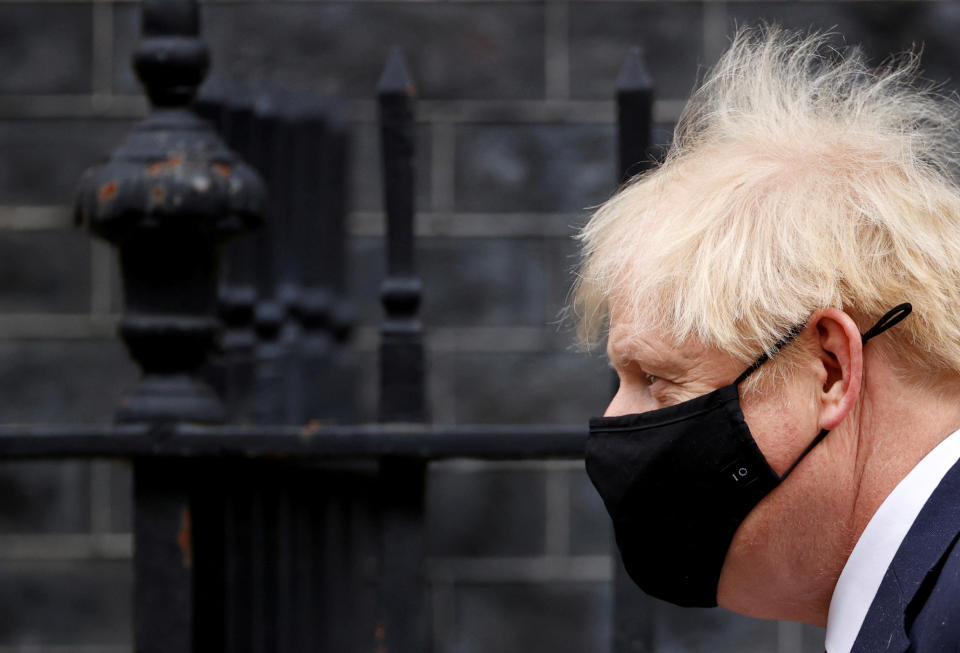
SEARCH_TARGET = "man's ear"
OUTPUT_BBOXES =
[809,307,863,431]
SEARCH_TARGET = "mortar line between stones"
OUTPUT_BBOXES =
[349,210,586,238]
[0,96,687,124]
[428,554,612,583]
[91,239,114,315]
[353,325,567,353]
[91,0,114,102]
[430,122,456,213]
[0,206,71,230]
[0,313,117,339]
[544,1,570,101]
[432,459,583,473]
[90,460,113,533]
[0,644,133,653]
[0,533,132,560]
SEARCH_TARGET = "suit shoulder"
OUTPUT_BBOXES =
[907,532,960,651]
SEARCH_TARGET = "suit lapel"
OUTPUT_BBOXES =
[851,456,960,652]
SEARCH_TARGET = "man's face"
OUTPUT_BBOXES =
[605,320,744,417]
[604,300,830,618]
[604,299,819,476]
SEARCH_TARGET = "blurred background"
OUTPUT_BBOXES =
[0,1,959,651]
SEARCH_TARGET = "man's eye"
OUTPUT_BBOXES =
[644,373,659,385]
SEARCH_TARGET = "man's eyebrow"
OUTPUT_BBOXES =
[605,338,635,367]
[607,335,683,374]
[606,339,650,371]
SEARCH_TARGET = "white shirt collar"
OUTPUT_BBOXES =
[824,426,960,653]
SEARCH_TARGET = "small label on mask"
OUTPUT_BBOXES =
[722,460,758,489]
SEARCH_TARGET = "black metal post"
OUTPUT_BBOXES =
[375,51,430,653]
[612,47,657,653]
[249,97,287,425]
[616,47,655,187]
[217,92,262,424]
[274,101,306,424]
[378,53,423,422]
[73,1,264,651]
[295,102,356,423]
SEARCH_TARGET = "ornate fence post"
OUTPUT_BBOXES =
[294,102,356,422]
[73,0,264,650]
[612,47,657,653]
[375,51,430,653]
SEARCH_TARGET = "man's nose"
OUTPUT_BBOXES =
[604,385,648,417]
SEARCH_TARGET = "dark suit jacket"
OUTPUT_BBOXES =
[851,456,960,652]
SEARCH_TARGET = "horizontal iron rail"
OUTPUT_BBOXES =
[0,424,586,460]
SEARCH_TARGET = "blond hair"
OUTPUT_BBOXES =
[572,25,960,382]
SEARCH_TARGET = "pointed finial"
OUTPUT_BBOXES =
[133,0,210,107]
[378,50,417,98]
[616,47,655,184]
[616,47,654,93]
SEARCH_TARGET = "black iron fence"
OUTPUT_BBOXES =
[0,0,657,650]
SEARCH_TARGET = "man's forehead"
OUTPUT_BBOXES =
[603,291,710,369]
[606,322,687,371]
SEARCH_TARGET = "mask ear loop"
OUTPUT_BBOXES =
[734,325,806,386]
[859,303,912,345]
[775,303,913,481]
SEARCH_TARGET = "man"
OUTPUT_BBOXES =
[575,26,960,652]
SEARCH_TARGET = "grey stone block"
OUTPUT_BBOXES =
[569,466,611,556]
[0,4,92,94]
[0,120,133,205]
[440,351,609,424]
[656,603,778,653]
[455,124,615,213]
[0,339,139,424]
[726,3,960,93]
[107,461,133,533]
[0,462,90,534]
[569,3,705,101]
[0,559,132,646]
[349,237,551,327]
[427,466,546,557]
[0,230,91,313]
[350,122,432,213]
[114,3,545,100]
[448,581,611,653]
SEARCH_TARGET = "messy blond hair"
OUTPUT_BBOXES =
[573,25,960,381]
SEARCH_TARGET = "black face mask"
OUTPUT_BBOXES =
[585,303,913,608]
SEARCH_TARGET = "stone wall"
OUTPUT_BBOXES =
[0,1,957,650]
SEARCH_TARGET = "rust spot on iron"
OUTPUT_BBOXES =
[374,622,386,650]
[98,181,117,203]
[213,163,232,178]
[299,418,332,440]
[147,156,185,175]
[178,507,193,568]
